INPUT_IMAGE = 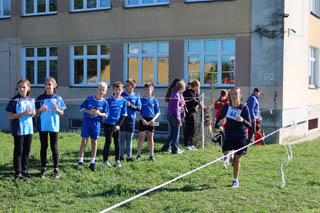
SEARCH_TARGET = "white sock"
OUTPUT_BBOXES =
[137,152,141,156]
[79,157,83,163]
[90,158,95,164]
[150,152,154,157]
[233,178,238,182]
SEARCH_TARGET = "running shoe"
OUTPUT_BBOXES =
[89,163,96,172]
[114,160,122,167]
[149,156,157,162]
[190,146,198,151]
[136,155,141,161]
[120,157,125,162]
[231,180,239,188]
[184,146,192,150]
[126,157,135,162]
[21,170,32,179]
[103,160,112,168]
[40,168,46,179]
[53,168,60,179]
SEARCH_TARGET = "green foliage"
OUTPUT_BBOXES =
[0,132,320,212]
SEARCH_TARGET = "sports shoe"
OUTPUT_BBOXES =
[120,157,125,162]
[15,173,27,181]
[114,160,122,167]
[190,146,198,151]
[177,148,184,154]
[149,156,156,162]
[21,171,32,179]
[89,163,96,172]
[78,162,84,166]
[126,157,135,162]
[103,160,112,168]
[53,168,60,179]
[40,168,46,179]
[184,146,192,150]
[136,155,141,160]
[231,180,239,188]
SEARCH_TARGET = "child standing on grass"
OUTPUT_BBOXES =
[6,79,36,180]
[103,81,127,168]
[36,77,66,179]
[78,82,109,171]
[120,79,141,162]
[136,82,161,162]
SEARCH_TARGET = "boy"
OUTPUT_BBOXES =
[79,82,109,172]
[136,82,161,161]
[103,81,127,168]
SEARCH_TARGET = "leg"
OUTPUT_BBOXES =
[49,132,59,169]
[113,130,120,161]
[137,131,145,154]
[184,114,192,147]
[103,124,113,162]
[79,138,88,158]
[91,139,98,159]
[119,131,126,159]
[147,131,154,155]
[170,117,180,154]
[189,113,197,147]
[21,134,32,172]
[13,136,24,174]
[126,132,134,158]
[233,154,242,179]
[39,131,49,168]
[161,116,173,152]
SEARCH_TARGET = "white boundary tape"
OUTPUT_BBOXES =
[99,126,287,213]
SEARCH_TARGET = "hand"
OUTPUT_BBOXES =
[24,109,34,116]
[39,104,48,112]
[149,120,155,126]
[218,118,226,126]
[53,103,58,111]
[113,125,120,132]
[127,101,131,107]
[236,116,244,122]
[91,108,99,116]
[142,119,148,125]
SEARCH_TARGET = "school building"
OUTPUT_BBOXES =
[0,0,319,143]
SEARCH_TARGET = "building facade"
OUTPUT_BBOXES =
[0,0,319,143]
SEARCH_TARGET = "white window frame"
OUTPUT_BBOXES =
[22,47,58,86]
[311,0,320,16]
[22,0,57,16]
[0,0,10,18]
[185,0,220,2]
[70,44,110,87]
[309,47,318,88]
[184,39,236,88]
[124,0,169,8]
[70,0,111,12]
[124,41,169,87]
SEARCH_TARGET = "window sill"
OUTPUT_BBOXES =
[22,12,58,17]
[0,16,11,19]
[311,11,320,19]
[185,0,234,3]
[124,3,169,9]
[70,7,111,13]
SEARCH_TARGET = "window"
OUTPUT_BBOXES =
[124,41,169,86]
[70,44,110,86]
[185,0,222,2]
[0,0,10,18]
[71,0,110,12]
[23,0,57,16]
[311,0,320,16]
[22,47,58,85]
[125,0,169,8]
[308,118,318,130]
[185,39,235,87]
[309,47,318,88]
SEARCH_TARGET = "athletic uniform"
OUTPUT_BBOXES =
[120,92,141,159]
[138,96,160,133]
[36,93,66,169]
[103,96,127,162]
[80,96,109,140]
[215,103,251,155]
[6,95,35,175]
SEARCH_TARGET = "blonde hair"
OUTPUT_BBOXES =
[45,77,57,93]
[190,80,200,88]
[17,79,31,96]
[99,81,108,89]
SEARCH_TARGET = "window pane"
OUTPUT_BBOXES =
[101,45,110,55]
[37,48,46,57]
[3,0,11,16]
[74,46,84,55]
[74,0,83,9]
[50,60,58,80]
[128,57,139,82]
[204,56,218,84]
[26,61,34,84]
[87,45,97,55]
[26,48,34,57]
[157,57,168,84]
[37,61,47,84]
[158,0,168,2]
[128,0,139,5]
[205,40,218,52]
[158,42,168,54]
[100,0,110,7]
[222,72,235,85]
[142,0,153,4]
[74,59,84,84]
[37,0,46,13]
[49,0,57,12]
[87,0,97,8]
[222,56,235,84]
[87,59,97,84]
[101,59,110,85]
[188,56,200,81]
[128,43,139,54]
[50,47,58,56]
[188,40,201,52]
[142,43,154,54]
[222,40,235,51]
[26,0,34,14]
[142,57,154,83]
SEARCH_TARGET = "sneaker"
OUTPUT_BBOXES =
[114,160,122,167]
[53,169,60,179]
[120,157,125,162]
[40,168,46,179]
[177,148,184,154]
[184,146,192,150]
[136,155,141,161]
[149,156,156,162]
[231,180,239,188]
[15,173,27,181]
[78,162,84,166]
[190,146,198,151]
[103,160,112,168]
[126,157,135,162]
[89,163,96,172]
[21,171,32,179]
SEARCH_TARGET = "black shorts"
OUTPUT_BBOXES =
[222,139,248,155]
[139,117,155,132]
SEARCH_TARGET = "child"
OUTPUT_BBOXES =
[120,79,141,162]
[136,82,161,161]
[214,89,229,123]
[36,77,66,179]
[6,79,36,180]
[161,79,185,154]
[78,82,109,171]
[103,81,127,168]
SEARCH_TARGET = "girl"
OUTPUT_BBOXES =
[120,79,141,162]
[183,80,203,150]
[6,79,36,180]
[161,78,186,154]
[36,77,66,179]
[136,82,161,161]
[215,87,251,188]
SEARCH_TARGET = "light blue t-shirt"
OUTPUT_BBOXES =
[103,96,127,125]
[140,96,160,118]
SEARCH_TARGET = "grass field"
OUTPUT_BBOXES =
[0,131,320,212]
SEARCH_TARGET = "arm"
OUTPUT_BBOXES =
[8,110,35,120]
[215,104,228,128]
[137,112,148,125]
